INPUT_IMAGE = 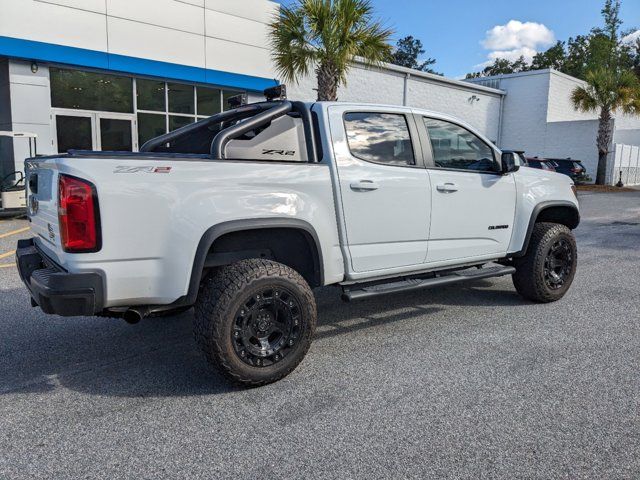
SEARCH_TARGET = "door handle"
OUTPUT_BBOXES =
[436,182,458,193]
[350,180,379,191]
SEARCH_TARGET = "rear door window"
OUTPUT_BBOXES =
[344,112,416,166]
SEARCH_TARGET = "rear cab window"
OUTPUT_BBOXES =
[344,112,416,167]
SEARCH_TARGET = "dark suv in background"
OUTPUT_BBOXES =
[546,158,590,183]
[526,157,557,172]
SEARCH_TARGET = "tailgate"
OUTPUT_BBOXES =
[25,158,63,261]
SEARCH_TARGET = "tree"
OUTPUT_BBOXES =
[632,38,640,78]
[269,0,393,101]
[570,0,640,184]
[531,41,567,70]
[390,35,439,74]
[465,56,529,79]
[571,69,640,184]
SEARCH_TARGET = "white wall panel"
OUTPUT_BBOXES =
[205,9,268,48]
[12,122,53,161]
[340,65,405,105]
[108,17,205,68]
[39,0,106,14]
[544,120,599,175]
[0,0,108,52]
[408,76,501,141]
[547,72,596,122]
[9,84,50,124]
[496,72,550,153]
[205,37,274,78]
[107,0,204,35]
[205,0,278,24]
[179,0,204,6]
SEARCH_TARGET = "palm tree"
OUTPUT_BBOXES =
[269,0,393,101]
[571,68,640,184]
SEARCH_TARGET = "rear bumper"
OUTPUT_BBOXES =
[16,238,104,316]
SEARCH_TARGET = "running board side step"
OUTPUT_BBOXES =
[341,265,516,302]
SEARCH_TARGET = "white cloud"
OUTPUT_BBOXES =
[622,30,640,45]
[478,20,555,66]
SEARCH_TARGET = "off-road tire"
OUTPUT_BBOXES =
[194,259,317,387]
[512,222,577,303]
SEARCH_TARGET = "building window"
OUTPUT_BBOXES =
[50,67,133,113]
[169,115,195,132]
[197,86,222,116]
[168,83,195,114]
[138,112,167,147]
[50,66,244,151]
[136,79,165,112]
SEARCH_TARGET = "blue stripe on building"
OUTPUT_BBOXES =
[0,35,277,91]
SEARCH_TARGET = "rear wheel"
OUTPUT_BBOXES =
[194,259,316,386]
[512,222,577,303]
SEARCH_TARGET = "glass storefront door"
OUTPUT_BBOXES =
[53,110,137,153]
[97,114,135,151]
[55,113,95,152]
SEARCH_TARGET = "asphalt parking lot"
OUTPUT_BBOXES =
[0,191,639,479]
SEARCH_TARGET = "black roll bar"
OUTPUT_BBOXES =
[140,101,283,153]
[210,101,293,159]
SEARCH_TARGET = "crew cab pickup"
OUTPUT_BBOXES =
[17,87,579,386]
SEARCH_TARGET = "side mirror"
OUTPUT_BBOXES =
[501,152,520,174]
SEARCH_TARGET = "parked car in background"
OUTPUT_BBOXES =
[526,157,557,172]
[546,158,590,184]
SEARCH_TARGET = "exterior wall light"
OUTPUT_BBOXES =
[30,62,38,74]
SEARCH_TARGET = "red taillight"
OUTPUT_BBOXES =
[58,174,100,252]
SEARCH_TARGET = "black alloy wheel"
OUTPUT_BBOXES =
[232,287,302,367]
[543,238,574,290]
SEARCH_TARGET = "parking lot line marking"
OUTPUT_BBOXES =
[0,263,15,269]
[0,227,29,239]
[0,250,16,260]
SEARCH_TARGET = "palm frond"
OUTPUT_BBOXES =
[572,67,640,114]
[571,86,598,112]
[269,3,317,84]
[269,0,394,91]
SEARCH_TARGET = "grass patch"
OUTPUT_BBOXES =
[576,184,637,192]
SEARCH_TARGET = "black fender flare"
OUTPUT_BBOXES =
[180,218,324,306]
[513,201,580,257]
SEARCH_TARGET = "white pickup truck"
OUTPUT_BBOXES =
[17,87,579,386]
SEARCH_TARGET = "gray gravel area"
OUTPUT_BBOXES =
[0,192,638,479]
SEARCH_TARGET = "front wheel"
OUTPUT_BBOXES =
[512,222,577,303]
[194,259,317,387]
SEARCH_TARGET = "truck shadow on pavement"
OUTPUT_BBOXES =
[0,279,525,398]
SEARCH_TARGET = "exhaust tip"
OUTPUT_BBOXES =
[123,309,143,324]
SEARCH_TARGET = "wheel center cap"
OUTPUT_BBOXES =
[255,311,273,332]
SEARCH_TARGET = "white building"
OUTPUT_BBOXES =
[0,0,504,177]
[469,69,640,176]
[0,0,638,181]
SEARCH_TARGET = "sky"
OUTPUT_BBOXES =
[277,0,640,79]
